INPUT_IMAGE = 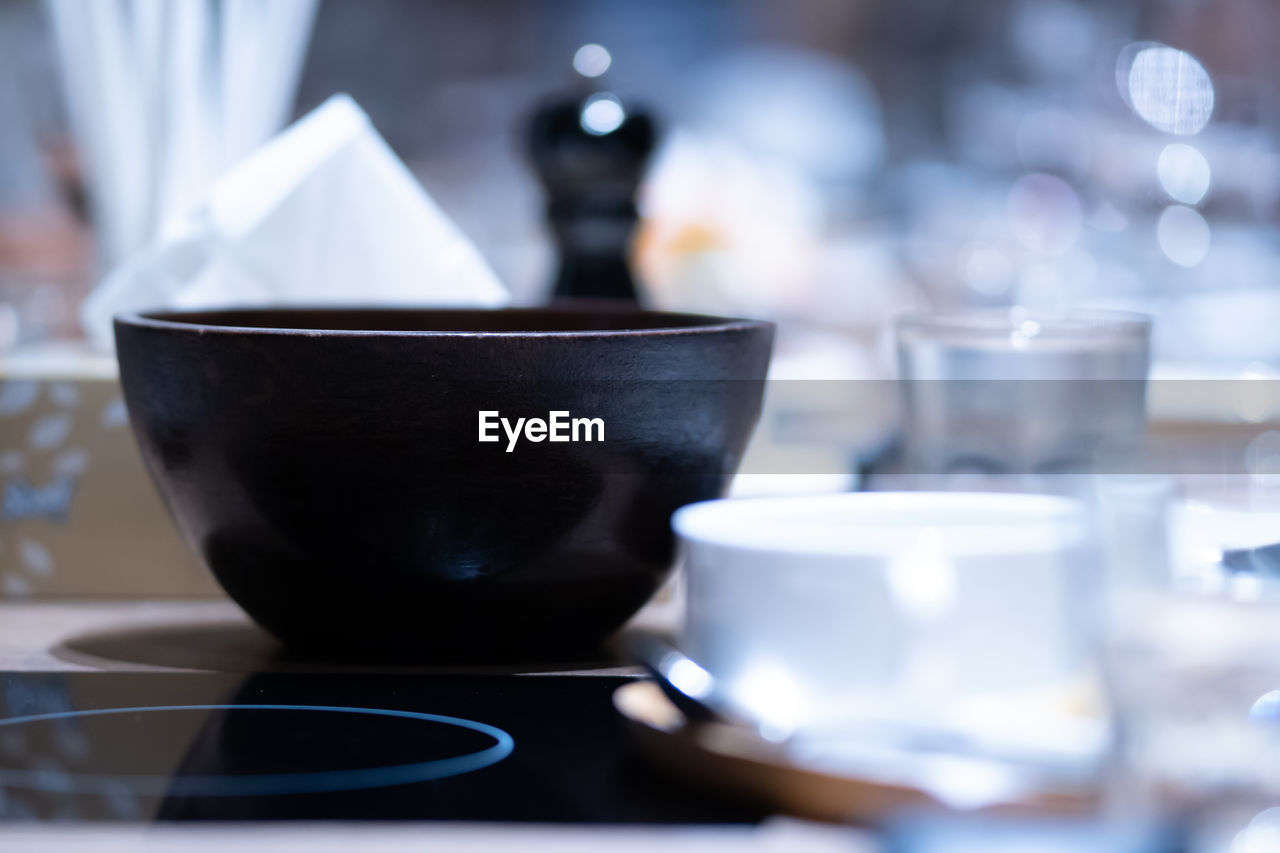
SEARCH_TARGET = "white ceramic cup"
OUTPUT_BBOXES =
[673,491,1098,752]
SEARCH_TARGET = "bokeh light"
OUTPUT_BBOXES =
[730,658,805,742]
[579,92,625,135]
[886,529,957,619]
[1157,143,1211,205]
[1157,205,1211,267]
[1230,365,1280,424]
[1234,807,1280,853]
[1006,173,1083,256]
[1125,45,1215,135]
[572,43,612,78]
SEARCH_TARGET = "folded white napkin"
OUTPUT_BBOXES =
[83,94,508,349]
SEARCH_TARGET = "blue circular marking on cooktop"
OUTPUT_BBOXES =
[0,704,515,797]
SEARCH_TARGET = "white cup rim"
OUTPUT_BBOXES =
[673,491,1087,558]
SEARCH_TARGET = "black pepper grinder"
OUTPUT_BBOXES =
[526,45,658,302]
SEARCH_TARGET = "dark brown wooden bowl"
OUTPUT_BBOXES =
[114,305,773,660]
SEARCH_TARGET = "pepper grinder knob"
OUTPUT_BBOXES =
[526,45,657,302]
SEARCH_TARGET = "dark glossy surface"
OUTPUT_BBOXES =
[114,306,773,658]
[0,672,766,823]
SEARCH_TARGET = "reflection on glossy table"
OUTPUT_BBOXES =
[0,599,876,853]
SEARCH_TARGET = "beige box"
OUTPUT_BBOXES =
[0,347,221,598]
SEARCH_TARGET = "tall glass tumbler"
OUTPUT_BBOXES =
[895,310,1151,487]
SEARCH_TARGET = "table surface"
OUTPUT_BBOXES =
[0,598,878,852]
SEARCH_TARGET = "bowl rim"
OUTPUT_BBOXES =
[113,304,773,339]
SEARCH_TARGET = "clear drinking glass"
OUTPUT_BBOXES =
[1100,490,1280,845]
[895,309,1151,488]
[1104,587,1280,831]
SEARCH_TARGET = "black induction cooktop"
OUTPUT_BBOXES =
[0,672,764,824]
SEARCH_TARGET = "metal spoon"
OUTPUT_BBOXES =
[625,633,750,729]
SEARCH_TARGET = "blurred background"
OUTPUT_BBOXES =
[0,0,1277,371]
[5,5,1280,836]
